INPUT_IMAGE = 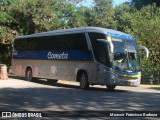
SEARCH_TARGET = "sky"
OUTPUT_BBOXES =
[78,0,130,7]
[113,0,129,6]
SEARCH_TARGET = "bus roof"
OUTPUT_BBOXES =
[16,27,135,40]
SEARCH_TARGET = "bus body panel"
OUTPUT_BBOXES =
[12,59,97,82]
[12,27,141,87]
[12,58,141,86]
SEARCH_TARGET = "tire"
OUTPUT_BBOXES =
[106,85,116,91]
[25,68,33,82]
[78,72,89,89]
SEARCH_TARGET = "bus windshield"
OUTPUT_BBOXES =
[112,38,141,72]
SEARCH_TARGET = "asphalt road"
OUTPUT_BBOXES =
[0,77,160,119]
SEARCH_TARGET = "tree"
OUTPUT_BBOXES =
[114,3,135,31]
[92,0,116,29]
[0,0,88,65]
[122,4,160,82]
[0,1,16,44]
[131,0,160,10]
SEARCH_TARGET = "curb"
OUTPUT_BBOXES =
[140,84,160,88]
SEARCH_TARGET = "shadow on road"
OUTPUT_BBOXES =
[9,75,127,93]
[148,87,160,91]
[0,76,158,111]
[0,77,159,120]
[0,76,158,119]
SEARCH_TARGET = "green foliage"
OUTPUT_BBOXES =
[1,0,89,35]
[131,0,160,10]
[0,0,117,40]
[92,0,117,29]
[114,3,136,31]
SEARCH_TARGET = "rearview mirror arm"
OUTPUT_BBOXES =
[139,45,149,58]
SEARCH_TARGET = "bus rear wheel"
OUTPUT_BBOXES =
[25,68,33,82]
[78,72,89,89]
[106,85,116,91]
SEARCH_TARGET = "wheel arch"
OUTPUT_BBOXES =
[25,66,32,75]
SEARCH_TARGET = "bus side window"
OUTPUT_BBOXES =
[88,32,111,67]
[65,33,88,52]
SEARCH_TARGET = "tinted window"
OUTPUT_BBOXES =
[88,32,111,67]
[14,33,88,52]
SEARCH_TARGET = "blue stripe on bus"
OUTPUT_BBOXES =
[107,32,135,40]
[13,50,94,61]
[113,69,139,75]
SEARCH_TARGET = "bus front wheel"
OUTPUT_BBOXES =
[78,72,89,89]
[25,68,33,82]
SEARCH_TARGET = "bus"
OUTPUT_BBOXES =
[12,27,149,90]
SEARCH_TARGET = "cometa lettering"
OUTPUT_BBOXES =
[47,52,68,60]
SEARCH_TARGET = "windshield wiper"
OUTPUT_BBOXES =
[128,52,137,72]
[120,50,129,71]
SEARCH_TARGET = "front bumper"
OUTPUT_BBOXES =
[109,72,141,86]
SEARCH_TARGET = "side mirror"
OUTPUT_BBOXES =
[97,39,114,53]
[139,45,149,58]
[97,39,114,63]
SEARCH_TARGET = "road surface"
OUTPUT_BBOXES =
[0,77,160,119]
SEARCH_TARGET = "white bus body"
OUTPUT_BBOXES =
[12,27,143,90]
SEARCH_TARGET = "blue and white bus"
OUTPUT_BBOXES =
[12,27,149,90]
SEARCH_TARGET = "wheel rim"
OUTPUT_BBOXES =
[80,73,88,88]
[26,70,32,81]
